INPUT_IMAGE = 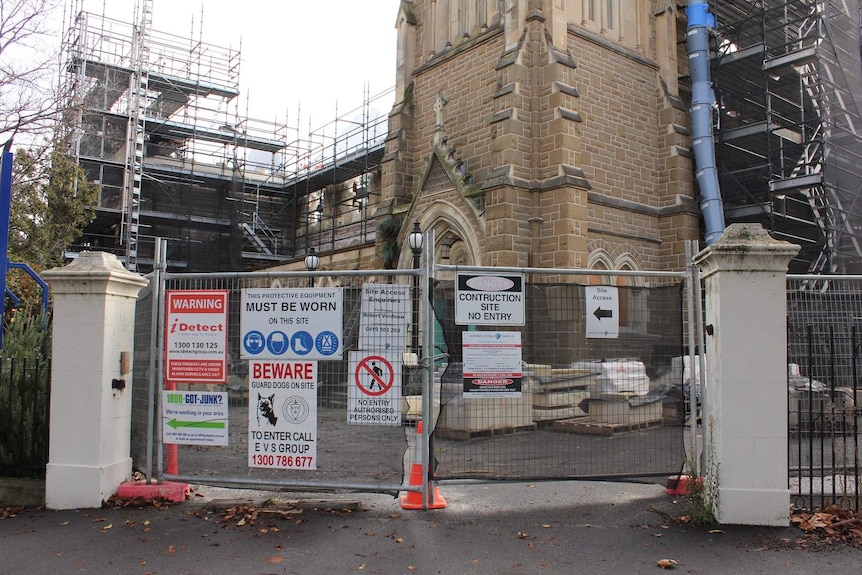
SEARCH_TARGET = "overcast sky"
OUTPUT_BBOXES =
[74,0,399,133]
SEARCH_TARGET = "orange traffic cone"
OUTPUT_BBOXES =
[400,420,447,510]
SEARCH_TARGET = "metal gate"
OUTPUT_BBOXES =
[429,264,691,482]
[130,239,697,496]
[787,275,862,511]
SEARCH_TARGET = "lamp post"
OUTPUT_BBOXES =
[304,247,319,288]
[407,222,424,355]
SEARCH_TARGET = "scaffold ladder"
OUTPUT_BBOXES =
[122,0,152,271]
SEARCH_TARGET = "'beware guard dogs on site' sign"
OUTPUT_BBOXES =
[248,360,318,470]
[164,290,228,385]
[455,273,525,326]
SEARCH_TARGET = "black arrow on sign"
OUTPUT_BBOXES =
[593,307,613,320]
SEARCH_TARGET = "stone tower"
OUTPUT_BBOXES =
[382,0,700,274]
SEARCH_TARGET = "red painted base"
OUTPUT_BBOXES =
[117,480,190,503]
[665,475,703,496]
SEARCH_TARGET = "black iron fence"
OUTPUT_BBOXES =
[787,276,862,511]
[0,357,50,478]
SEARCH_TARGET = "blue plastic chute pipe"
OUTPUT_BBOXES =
[686,1,725,245]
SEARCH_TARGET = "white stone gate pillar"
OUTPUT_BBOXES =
[693,224,799,525]
[43,252,148,509]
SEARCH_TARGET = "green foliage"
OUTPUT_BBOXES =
[377,214,403,269]
[1,309,51,362]
[683,416,719,526]
[0,309,51,477]
[6,144,98,316]
[9,145,99,270]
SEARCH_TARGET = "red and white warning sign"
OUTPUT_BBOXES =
[164,290,228,385]
[347,352,401,426]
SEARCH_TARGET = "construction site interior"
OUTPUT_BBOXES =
[62,1,862,273]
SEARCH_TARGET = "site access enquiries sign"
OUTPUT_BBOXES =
[358,283,409,351]
[164,290,228,384]
[248,360,317,469]
[347,351,402,425]
[162,391,228,446]
[455,273,525,325]
[241,288,343,360]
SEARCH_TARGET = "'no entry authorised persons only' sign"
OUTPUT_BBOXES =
[347,352,401,426]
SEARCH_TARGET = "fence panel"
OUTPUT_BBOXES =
[132,270,419,493]
[787,276,862,511]
[0,357,50,478]
[429,269,688,481]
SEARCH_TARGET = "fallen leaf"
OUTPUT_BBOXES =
[708,529,724,534]
[389,513,401,518]
[657,558,678,569]
[92,517,106,523]
[395,537,403,543]
[541,524,551,528]
[59,521,70,526]
[138,561,146,566]
[357,564,366,571]
[264,556,284,564]
[167,545,175,554]
[100,524,112,532]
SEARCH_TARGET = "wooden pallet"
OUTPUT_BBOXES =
[434,423,537,441]
[551,417,663,436]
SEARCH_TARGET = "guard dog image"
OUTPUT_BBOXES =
[257,393,278,426]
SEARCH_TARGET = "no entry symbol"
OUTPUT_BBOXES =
[355,355,394,397]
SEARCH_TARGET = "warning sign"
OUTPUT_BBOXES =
[455,273,525,326]
[462,331,523,398]
[164,290,228,384]
[247,360,317,469]
[347,352,401,425]
[240,288,342,360]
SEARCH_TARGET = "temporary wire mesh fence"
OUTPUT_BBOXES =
[130,265,693,493]
[787,275,862,511]
[131,271,417,492]
[429,272,688,482]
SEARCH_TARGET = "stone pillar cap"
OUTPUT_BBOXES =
[43,251,148,296]
[693,223,800,275]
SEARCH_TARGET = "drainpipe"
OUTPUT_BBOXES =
[686,1,725,245]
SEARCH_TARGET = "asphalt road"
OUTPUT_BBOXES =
[1,481,860,575]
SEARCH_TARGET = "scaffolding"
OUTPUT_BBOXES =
[62,3,392,272]
[708,0,862,273]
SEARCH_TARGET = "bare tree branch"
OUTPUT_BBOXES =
[0,0,63,145]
